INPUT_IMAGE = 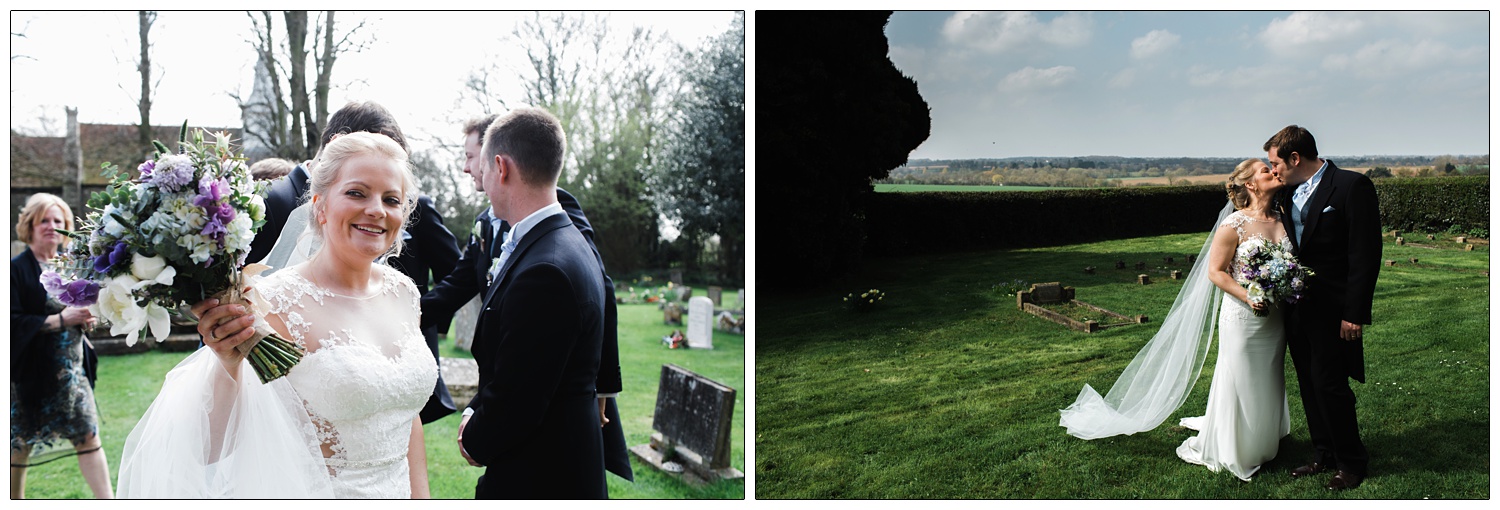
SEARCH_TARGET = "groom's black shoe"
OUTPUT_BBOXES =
[1290,462,1331,479]
[1325,471,1364,491]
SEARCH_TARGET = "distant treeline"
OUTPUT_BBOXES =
[879,155,1490,187]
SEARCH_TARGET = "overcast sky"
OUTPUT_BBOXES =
[9,10,738,154]
[885,11,1489,159]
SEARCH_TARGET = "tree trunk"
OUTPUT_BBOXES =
[137,11,155,152]
[284,11,311,160]
[314,11,336,146]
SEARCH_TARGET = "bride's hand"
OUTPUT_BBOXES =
[1248,300,1268,315]
[193,298,257,370]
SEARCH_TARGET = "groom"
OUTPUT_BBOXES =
[457,107,609,498]
[1265,125,1382,491]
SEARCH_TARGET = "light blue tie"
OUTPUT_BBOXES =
[488,231,516,284]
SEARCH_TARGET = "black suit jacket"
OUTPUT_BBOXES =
[246,163,311,265]
[422,189,631,481]
[465,212,608,499]
[1277,161,1381,382]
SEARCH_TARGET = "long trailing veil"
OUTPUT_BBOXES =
[117,198,331,498]
[1058,201,1235,440]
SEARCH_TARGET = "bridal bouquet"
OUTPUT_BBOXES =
[42,125,304,383]
[1234,237,1314,316]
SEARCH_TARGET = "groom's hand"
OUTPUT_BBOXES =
[1340,321,1364,342]
[598,397,610,428]
[457,414,482,467]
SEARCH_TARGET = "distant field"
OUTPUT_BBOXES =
[875,184,1090,192]
[1115,173,1232,186]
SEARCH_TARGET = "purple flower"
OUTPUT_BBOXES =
[137,160,156,181]
[201,217,227,240]
[199,176,228,202]
[93,241,130,273]
[40,270,67,296]
[153,156,196,192]
[57,279,100,307]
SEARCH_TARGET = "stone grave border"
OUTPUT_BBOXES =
[1016,282,1147,333]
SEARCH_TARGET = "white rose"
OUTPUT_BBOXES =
[130,253,168,281]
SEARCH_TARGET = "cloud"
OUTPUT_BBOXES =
[1322,39,1482,78]
[1259,12,1368,55]
[998,65,1077,92]
[1130,29,1179,59]
[1108,68,1136,89]
[942,11,1091,53]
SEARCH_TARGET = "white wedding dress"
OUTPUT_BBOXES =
[1174,211,1291,481]
[118,262,437,498]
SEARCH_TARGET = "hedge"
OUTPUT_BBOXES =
[1372,176,1489,236]
[864,176,1488,257]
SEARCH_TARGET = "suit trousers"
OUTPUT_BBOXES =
[1287,307,1368,476]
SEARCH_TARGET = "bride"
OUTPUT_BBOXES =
[117,132,437,498]
[1059,158,1290,481]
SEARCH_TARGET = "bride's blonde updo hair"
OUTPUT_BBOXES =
[306,131,419,257]
[1224,158,1264,211]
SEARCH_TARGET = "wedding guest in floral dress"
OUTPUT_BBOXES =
[10,193,111,499]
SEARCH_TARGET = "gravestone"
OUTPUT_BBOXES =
[1187,254,1197,265]
[1456,236,1467,243]
[453,296,482,351]
[686,296,714,349]
[1138,274,1151,285]
[737,288,745,311]
[1170,270,1183,280]
[1084,266,1095,275]
[1135,262,1147,270]
[1387,260,1397,266]
[707,286,723,307]
[1030,282,1066,304]
[1409,257,1419,264]
[1466,244,1475,252]
[629,364,743,484]
[1396,237,1405,246]
[669,268,684,285]
[663,302,684,325]
[1115,261,1126,270]
[440,357,479,404]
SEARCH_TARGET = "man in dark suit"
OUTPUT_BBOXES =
[1266,125,1382,491]
[457,107,607,499]
[234,100,462,424]
[422,114,630,482]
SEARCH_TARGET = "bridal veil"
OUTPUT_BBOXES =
[1058,201,1234,439]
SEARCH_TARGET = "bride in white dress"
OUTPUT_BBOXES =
[1175,158,1291,480]
[1059,158,1289,481]
[117,132,437,498]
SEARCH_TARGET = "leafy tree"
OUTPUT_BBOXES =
[653,12,745,285]
[760,11,930,290]
[1366,166,1393,178]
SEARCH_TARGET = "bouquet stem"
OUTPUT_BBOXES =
[217,267,304,384]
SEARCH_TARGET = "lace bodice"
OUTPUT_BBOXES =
[253,263,437,498]
[1221,210,1292,269]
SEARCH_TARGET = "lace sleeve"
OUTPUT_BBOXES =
[1219,211,1247,244]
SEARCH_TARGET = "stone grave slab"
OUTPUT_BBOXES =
[629,364,743,484]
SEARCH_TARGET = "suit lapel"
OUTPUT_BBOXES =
[1301,163,1341,246]
[481,213,572,309]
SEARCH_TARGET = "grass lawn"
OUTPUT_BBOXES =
[20,290,745,499]
[756,232,1488,499]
